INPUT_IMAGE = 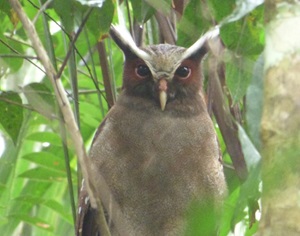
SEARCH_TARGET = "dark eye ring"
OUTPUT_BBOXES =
[175,66,190,78]
[136,64,151,78]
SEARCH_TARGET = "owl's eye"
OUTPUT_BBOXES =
[136,65,151,78]
[175,66,190,79]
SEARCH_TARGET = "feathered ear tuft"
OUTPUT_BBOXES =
[110,25,150,60]
[181,26,220,61]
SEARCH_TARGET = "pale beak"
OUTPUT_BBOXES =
[158,79,168,111]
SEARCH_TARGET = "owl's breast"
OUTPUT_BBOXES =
[89,95,226,235]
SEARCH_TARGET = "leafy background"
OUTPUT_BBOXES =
[0,0,264,235]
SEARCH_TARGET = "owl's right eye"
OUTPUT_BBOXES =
[136,65,151,78]
[175,66,191,79]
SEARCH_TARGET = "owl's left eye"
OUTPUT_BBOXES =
[136,65,151,78]
[175,66,191,79]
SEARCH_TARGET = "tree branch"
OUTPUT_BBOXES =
[8,0,108,234]
[9,1,135,235]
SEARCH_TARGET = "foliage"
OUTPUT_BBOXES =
[0,0,264,235]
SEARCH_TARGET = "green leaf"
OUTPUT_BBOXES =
[80,101,104,129]
[53,0,75,33]
[0,137,18,198]
[22,152,68,173]
[85,0,114,39]
[43,199,73,223]
[231,125,261,230]
[26,131,62,146]
[225,56,253,103]
[81,113,101,128]
[231,164,261,230]
[208,0,236,22]
[246,55,264,150]
[1,181,52,235]
[238,125,261,172]
[0,0,11,14]
[7,214,53,232]
[0,92,23,144]
[23,83,56,119]
[177,0,211,47]
[0,183,5,192]
[219,187,240,235]
[13,196,73,224]
[221,0,264,25]
[0,215,8,227]
[18,167,66,182]
[185,199,220,235]
[80,101,102,118]
[220,5,264,56]
[0,36,24,72]
[129,0,155,23]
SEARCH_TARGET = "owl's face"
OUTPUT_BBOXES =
[123,44,204,110]
[110,25,213,111]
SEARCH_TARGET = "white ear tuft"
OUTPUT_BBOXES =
[110,25,151,61]
[181,26,220,60]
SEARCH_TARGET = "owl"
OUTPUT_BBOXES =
[76,25,227,236]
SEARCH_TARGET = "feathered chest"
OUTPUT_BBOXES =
[89,94,224,235]
[91,96,218,170]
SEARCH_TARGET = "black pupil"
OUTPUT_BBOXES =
[137,65,150,77]
[176,66,190,77]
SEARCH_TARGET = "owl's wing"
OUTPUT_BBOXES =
[75,118,108,236]
[75,181,101,236]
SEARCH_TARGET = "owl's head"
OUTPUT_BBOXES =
[110,25,219,111]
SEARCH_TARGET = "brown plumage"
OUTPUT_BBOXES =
[76,26,227,236]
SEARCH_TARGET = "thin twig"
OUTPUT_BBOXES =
[0,38,45,73]
[0,54,38,59]
[32,0,53,24]
[56,8,93,79]
[96,41,115,108]
[154,11,176,44]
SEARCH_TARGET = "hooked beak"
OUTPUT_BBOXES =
[158,79,167,111]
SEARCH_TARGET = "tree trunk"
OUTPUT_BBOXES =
[259,1,300,235]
